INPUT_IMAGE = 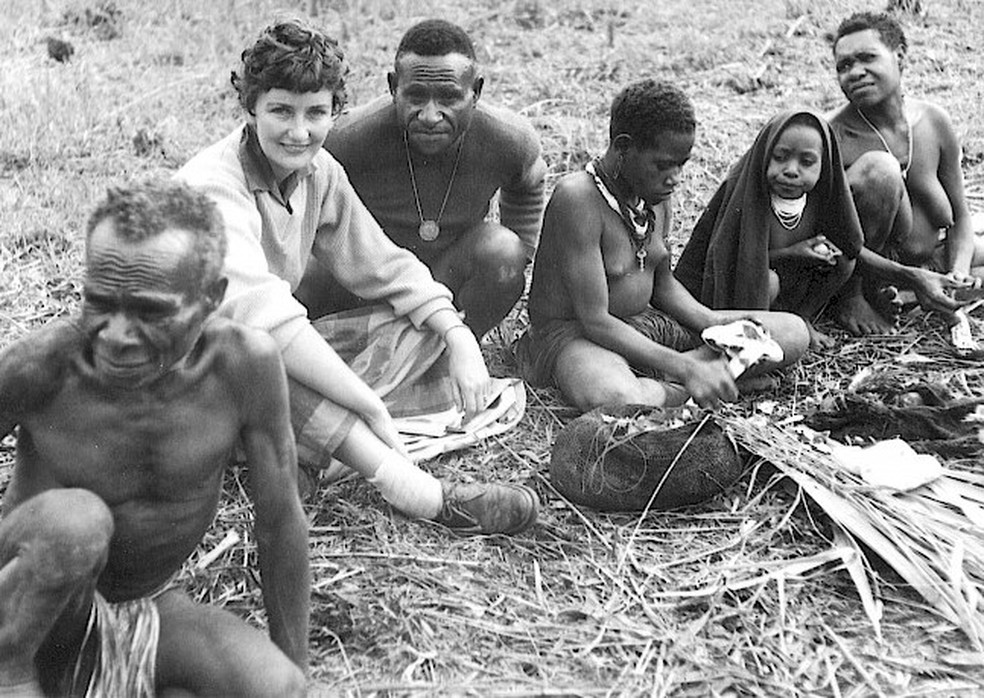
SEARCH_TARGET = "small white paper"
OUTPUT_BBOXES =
[830,438,943,491]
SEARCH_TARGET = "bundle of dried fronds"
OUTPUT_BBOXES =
[720,410,984,649]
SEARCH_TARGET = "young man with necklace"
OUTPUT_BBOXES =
[515,80,809,412]
[827,11,984,336]
[312,18,547,338]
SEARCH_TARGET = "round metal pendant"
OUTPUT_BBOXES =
[418,220,440,242]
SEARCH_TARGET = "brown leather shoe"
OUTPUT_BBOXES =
[435,482,539,535]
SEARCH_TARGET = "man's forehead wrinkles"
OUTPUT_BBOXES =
[89,262,175,288]
[404,66,465,83]
[87,248,193,295]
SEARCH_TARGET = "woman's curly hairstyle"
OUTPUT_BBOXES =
[231,19,348,115]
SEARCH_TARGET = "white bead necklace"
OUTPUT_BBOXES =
[770,192,807,230]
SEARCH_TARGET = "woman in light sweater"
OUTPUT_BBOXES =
[176,19,537,535]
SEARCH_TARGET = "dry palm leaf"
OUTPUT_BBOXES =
[720,412,984,649]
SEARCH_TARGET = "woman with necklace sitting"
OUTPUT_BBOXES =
[675,110,864,350]
[515,80,809,412]
[825,10,984,339]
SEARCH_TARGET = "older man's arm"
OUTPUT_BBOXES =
[235,328,310,672]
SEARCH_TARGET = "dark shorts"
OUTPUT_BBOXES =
[514,307,700,388]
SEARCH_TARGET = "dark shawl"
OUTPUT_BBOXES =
[674,110,863,310]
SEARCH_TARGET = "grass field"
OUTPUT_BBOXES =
[4,0,984,695]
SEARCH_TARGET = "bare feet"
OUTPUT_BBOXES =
[871,285,904,320]
[833,292,897,335]
[806,321,837,351]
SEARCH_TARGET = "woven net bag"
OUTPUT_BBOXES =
[550,404,742,511]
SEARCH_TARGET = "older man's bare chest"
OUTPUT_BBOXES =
[17,370,243,504]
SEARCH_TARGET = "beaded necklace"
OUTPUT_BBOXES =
[587,159,655,270]
[770,192,807,230]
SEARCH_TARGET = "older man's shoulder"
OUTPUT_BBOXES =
[200,316,283,369]
[0,319,85,418]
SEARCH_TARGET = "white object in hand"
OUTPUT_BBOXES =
[701,320,784,378]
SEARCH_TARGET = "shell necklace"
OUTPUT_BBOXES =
[770,192,807,230]
[587,159,655,270]
[404,129,466,242]
[855,104,912,179]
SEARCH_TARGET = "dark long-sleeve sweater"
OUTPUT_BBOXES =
[326,96,547,263]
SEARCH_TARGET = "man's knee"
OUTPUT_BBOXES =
[4,490,113,590]
[28,490,112,585]
[468,223,527,284]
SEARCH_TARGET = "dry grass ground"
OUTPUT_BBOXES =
[4,0,984,695]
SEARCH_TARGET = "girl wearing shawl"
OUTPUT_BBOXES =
[675,110,864,348]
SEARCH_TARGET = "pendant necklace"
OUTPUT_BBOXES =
[587,159,654,270]
[770,192,807,230]
[855,104,912,179]
[404,129,465,242]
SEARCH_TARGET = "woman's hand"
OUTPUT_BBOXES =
[443,325,492,420]
[361,398,411,460]
[911,267,963,315]
[673,354,738,409]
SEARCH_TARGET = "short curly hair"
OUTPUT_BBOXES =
[231,19,348,115]
[834,11,907,53]
[609,80,696,149]
[86,181,227,297]
[395,19,476,64]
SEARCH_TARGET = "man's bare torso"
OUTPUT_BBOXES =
[3,318,256,602]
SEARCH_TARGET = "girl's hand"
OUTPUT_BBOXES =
[795,235,841,266]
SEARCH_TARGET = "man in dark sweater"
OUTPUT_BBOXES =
[309,18,547,338]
